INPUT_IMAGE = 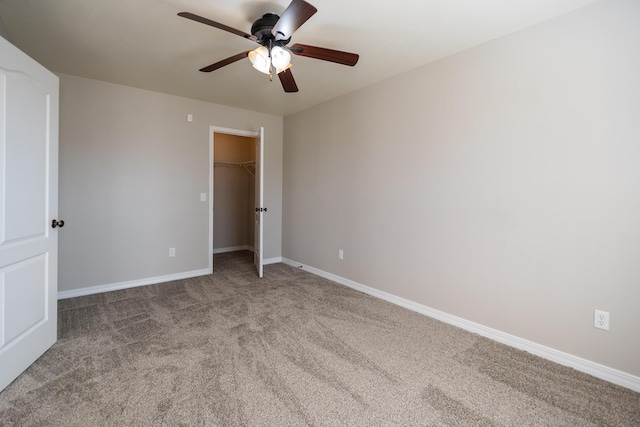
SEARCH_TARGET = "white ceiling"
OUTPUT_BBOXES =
[0,0,599,116]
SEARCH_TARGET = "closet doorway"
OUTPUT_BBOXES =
[210,127,265,277]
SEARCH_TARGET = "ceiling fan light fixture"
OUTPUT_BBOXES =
[271,46,291,70]
[248,46,271,74]
[180,0,358,93]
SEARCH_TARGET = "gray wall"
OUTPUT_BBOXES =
[282,0,640,376]
[58,74,283,291]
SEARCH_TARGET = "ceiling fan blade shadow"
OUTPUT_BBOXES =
[290,44,359,66]
[278,69,299,92]
[199,51,251,72]
[271,0,317,41]
[178,12,257,41]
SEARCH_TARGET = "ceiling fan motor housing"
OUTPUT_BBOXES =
[251,14,278,38]
[251,13,290,46]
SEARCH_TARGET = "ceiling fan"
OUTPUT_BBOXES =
[178,0,359,93]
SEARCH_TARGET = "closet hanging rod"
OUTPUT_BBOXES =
[214,161,255,177]
[213,161,255,167]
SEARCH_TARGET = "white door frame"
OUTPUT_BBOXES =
[209,126,262,273]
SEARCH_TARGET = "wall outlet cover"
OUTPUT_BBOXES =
[594,309,609,330]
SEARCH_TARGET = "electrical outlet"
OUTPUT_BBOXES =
[338,249,344,260]
[594,309,609,330]
[169,248,176,257]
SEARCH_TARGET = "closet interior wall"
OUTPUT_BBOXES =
[213,133,256,253]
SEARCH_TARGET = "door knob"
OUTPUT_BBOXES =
[51,219,65,228]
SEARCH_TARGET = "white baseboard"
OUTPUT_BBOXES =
[57,268,211,300]
[281,257,640,393]
[264,257,282,265]
[213,245,252,254]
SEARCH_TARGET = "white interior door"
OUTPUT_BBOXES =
[0,36,59,392]
[254,127,264,278]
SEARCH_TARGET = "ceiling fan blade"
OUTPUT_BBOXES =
[199,51,251,72]
[178,12,257,42]
[271,0,317,41]
[278,69,299,93]
[290,44,359,66]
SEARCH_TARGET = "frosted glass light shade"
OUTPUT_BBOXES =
[271,46,291,70]
[248,46,270,74]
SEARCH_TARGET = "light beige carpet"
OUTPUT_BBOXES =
[0,251,638,426]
